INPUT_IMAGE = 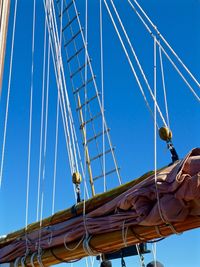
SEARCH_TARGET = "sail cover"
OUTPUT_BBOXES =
[0,148,200,265]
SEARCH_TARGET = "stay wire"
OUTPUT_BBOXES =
[83,0,89,239]
[0,0,18,187]
[158,41,170,129]
[48,0,75,174]
[127,0,200,102]
[73,0,122,185]
[38,28,51,255]
[52,83,59,215]
[43,0,76,199]
[109,0,167,128]
[103,0,159,128]
[132,0,200,89]
[51,0,79,174]
[51,0,63,215]
[100,0,106,192]
[36,12,47,222]
[25,0,36,230]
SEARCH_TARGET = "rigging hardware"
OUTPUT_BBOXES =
[159,127,179,163]
[72,172,82,203]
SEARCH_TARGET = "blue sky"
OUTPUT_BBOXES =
[0,0,200,266]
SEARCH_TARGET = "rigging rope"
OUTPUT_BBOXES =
[127,0,200,102]
[51,0,63,215]
[108,0,168,128]
[158,42,200,102]
[100,0,106,192]
[153,37,167,224]
[43,0,82,201]
[40,34,51,223]
[25,0,36,230]
[131,0,200,89]
[152,243,157,267]
[36,13,47,222]
[0,0,18,188]
[84,0,89,198]
[48,0,77,175]
[52,0,80,174]
[52,93,59,215]
[158,41,170,129]
[73,0,122,185]
[104,0,161,128]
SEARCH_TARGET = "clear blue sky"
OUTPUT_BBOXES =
[0,0,200,267]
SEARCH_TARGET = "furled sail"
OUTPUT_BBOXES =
[0,148,200,266]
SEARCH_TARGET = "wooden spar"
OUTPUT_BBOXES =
[17,216,200,266]
[0,170,153,247]
[0,0,10,96]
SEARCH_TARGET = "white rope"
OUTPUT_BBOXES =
[73,0,122,185]
[25,0,36,230]
[122,220,128,247]
[136,244,145,267]
[38,38,51,255]
[36,14,47,222]
[43,0,77,199]
[100,0,106,192]
[46,0,75,174]
[84,0,88,199]
[64,234,84,251]
[154,37,165,223]
[153,37,172,227]
[52,93,59,215]
[109,0,167,128]
[154,36,158,218]
[38,36,50,231]
[30,252,37,267]
[61,11,90,199]
[14,257,21,267]
[37,16,51,255]
[48,0,74,174]
[158,42,170,128]
[127,0,200,102]
[51,1,79,173]
[151,243,157,267]
[158,41,200,102]
[0,0,18,188]
[103,0,159,127]
[83,235,100,256]
[131,0,200,89]
[51,0,63,215]
[50,0,80,174]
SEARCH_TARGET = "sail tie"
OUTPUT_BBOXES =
[83,234,100,256]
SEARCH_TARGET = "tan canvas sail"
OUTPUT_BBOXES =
[0,0,10,95]
[0,148,200,266]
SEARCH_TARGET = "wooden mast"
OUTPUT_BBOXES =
[0,0,10,96]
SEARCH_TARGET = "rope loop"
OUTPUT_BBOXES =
[37,248,45,267]
[122,220,129,247]
[21,256,26,267]
[30,252,38,267]
[83,234,100,256]
[64,234,84,251]
[14,256,21,267]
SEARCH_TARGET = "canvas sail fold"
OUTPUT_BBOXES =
[0,148,200,265]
